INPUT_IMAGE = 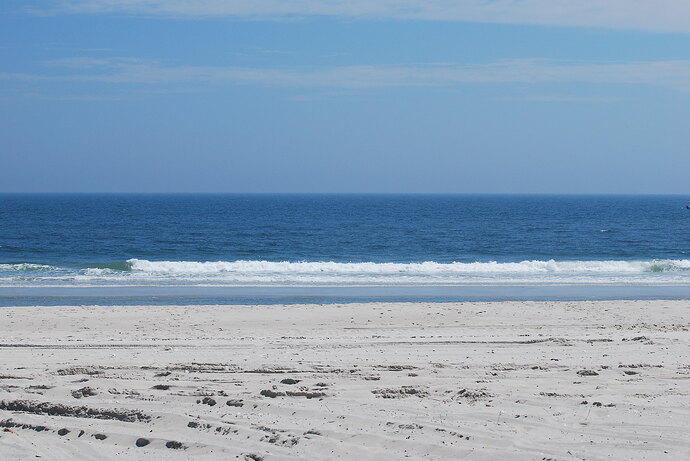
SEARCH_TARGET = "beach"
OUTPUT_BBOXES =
[4,0,690,458]
[0,300,688,460]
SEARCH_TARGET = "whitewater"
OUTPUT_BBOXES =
[2,258,690,286]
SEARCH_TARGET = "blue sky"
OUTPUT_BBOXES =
[1,1,690,193]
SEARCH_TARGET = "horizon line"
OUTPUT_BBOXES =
[1,192,689,197]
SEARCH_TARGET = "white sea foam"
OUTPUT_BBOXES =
[82,268,117,276]
[92,258,690,285]
[126,258,690,276]
[3,259,690,286]
[0,263,59,271]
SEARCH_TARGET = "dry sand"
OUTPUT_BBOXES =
[0,300,688,460]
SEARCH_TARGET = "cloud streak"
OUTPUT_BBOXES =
[40,1,690,34]
[3,57,690,92]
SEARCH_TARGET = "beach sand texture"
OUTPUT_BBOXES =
[0,301,688,460]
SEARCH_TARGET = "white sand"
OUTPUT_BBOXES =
[0,300,688,460]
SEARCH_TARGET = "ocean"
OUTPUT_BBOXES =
[1,194,689,305]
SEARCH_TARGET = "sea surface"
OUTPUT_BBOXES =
[1,194,689,305]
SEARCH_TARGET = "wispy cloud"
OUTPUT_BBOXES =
[13,86,207,101]
[493,95,630,103]
[35,1,690,34]
[3,57,690,92]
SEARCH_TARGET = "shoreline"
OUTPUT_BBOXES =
[1,300,688,460]
[3,283,690,307]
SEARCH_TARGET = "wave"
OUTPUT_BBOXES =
[126,258,690,276]
[0,263,60,271]
[2,259,689,286]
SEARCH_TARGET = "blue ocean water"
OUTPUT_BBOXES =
[1,194,689,305]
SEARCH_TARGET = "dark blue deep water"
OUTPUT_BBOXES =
[1,194,689,304]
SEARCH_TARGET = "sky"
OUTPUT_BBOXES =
[1,1,690,194]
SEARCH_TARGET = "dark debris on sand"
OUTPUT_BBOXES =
[165,440,186,449]
[372,386,429,399]
[135,437,151,447]
[71,387,98,399]
[0,399,150,423]
[0,419,49,432]
[260,389,326,399]
[577,369,600,377]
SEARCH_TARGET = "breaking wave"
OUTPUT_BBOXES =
[125,258,690,276]
[0,263,60,271]
[2,259,690,285]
